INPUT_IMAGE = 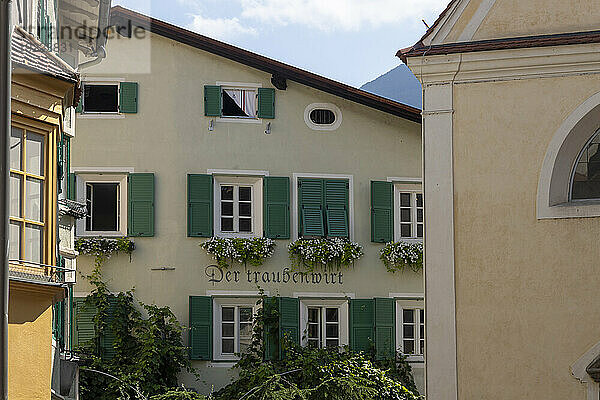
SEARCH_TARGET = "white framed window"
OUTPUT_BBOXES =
[76,173,128,237]
[221,86,258,119]
[213,175,263,237]
[304,103,343,131]
[212,298,258,361]
[300,299,349,348]
[394,183,423,241]
[396,300,424,362]
[81,83,120,114]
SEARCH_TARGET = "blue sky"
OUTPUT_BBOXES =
[112,0,448,88]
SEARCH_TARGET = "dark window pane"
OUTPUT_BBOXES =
[417,209,423,223]
[90,183,118,231]
[400,193,411,207]
[325,339,339,348]
[420,340,424,354]
[239,187,251,201]
[403,340,415,354]
[309,109,336,125]
[403,309,414,323]
[325,308,338,322]
[308,324,319,338]
[222,90,253,117]
[239,218,251,232]
[400,224,412,237]
[403,325,415,338]
[240,308,253,322]
[417,224,424,238]
[325,324,339,338]
[221,218,233,231]
[416,193,423,207]
[222,339,235,354]
[83,84,118,113]
[308,339,319,348]
[222,323,234,337]
[401,208,411,222]
[221,202,233,216]
[572,132,600,200]
[221,186,233,200]
[308,308,319,323]
[239,203,251,217]
[222,307,234,321]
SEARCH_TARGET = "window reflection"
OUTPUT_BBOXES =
[572,129,600,200]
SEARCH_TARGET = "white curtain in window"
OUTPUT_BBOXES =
[224,89,256,117]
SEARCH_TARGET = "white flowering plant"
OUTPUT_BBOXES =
[380,241,423,273]
[75,237,135,267]
[288,237,364,271]
[200,237,276,269]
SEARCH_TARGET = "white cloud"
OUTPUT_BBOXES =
[186,12,258,40]
[239,0,447,32]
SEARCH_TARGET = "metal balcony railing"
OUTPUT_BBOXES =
[8,259,76,285]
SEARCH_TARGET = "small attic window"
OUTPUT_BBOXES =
[310,109,336,125]
[304,103,342,131]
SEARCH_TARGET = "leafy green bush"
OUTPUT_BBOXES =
[214,296,419,400]
[77,266,197,399]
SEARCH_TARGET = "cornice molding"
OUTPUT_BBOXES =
[407,43,600,85]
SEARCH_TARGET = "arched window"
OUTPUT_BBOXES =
[571,129,600,200]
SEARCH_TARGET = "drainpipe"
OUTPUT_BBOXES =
[0,1,11,398]
[78,0,112,70]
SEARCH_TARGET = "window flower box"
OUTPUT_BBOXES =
[380,241,423,273]
[288,238,363,271]
[200,237,276,269]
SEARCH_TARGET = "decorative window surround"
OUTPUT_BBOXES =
[292,292,355,299]
[207,169,269,177]
[213,175,263,238]
[394,183,423,241]
[299,298,349,348]
[396,299,425,363]
[389,293,424,300]
[76,173,128,237]
[292,173,354,241]
[212,297,258,361]
[386,177,422,184]
[538,91,600,219]
[304,103,343,131]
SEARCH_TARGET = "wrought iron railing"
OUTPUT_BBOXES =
[8,259,76,284]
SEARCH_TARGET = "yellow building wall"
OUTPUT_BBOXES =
[473,0,600,41]
[8,283,54,400]
[452,74,600,399]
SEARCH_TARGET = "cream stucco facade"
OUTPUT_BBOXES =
[404,0,600,399]
[72,12,424,395]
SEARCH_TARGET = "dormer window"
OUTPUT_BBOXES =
[571,128,600,201]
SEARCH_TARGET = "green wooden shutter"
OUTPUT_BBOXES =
[74,298,96,348]
[375,298,395,360]
[264,177,290,239]
[263,297,279,361]
[119,82,138,114]
[188,174,213,237]
[324,179,349,237]
[258,88,275,119]
[189,296,212,360]
[67,173,76,201]
[371,181,394,243]
[350,299,375,353]
[101,296,118,360]
[128,173,155,237]
[299,178,324,237]
[204,85,222,117]
[278,297,299,359]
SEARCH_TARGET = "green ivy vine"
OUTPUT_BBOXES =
[75,237,135,268]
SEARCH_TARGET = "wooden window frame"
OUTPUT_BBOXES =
[396,299,425,362]
[212,298,258,361]
[9,116,57,268]
[213,175,263,238]
[393,183,423,242]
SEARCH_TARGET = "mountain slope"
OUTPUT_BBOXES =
[360,64,422,109]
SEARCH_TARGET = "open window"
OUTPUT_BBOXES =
[76,174,128,237]
[78,82,138,114]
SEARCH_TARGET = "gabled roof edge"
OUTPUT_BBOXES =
[109,6,421,123]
